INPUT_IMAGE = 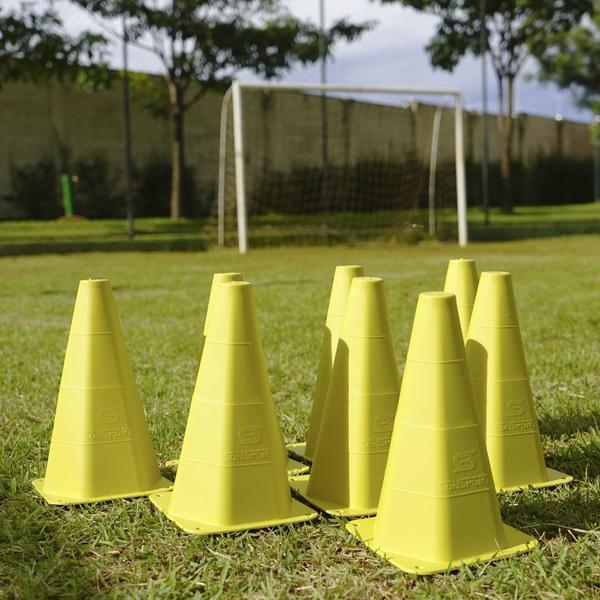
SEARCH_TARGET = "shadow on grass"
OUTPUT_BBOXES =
[469,221,600,242]
[540,411,600,439]
[546,433,600,480]
[0,237,207,256]
[503,482,600,543]
[0,491,101,596]
[501,427,600,542]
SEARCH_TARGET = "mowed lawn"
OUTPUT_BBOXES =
[1,235,599,598]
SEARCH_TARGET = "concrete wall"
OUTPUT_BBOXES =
[0,79,593,219]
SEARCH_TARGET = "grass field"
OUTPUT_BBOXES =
[1,235,600,597]
[1,204,599,255]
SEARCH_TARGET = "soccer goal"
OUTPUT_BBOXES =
[217,82,468,253]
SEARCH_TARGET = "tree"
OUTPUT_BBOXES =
[0,4,108,87]
[74,0,370,219]
[377,0,590,212]
[529,1,599,114]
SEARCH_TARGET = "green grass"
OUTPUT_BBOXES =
[1,203,599,254]
[1,236,600,597]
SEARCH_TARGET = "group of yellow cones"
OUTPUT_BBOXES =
[33,259,572,575]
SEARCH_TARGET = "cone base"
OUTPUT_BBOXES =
[165,456,309,477]
[290,475,377,517]
[149,491,318,535]
[32,476,173,506]
[346,517,537,575]
[497,467,573,493]
[286,442,312,464]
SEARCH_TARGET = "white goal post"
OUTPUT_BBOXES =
[218,81,469,253]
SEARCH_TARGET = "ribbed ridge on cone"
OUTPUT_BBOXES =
[166,280,301,528]
[466,271,570,491]
[406,292,465,363]
[304,265,364,460]
[469,272,519,328]
[304,276,400,514]
[443,259,478,340]
[358,290,534,570]
[203,272,243,336]
[38,279,166,503]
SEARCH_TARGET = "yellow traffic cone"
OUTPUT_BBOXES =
[32,279,171,505]
[150,281,317,534]
[443,258,478,340]
[287,265,364,463]
[164,271,307,477]
[347,292,536,574]
[466,271,572,492]
[292,277,400,517]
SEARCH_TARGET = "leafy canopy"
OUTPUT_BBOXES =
[378,0,591,82]
[0,4,108,87]
[74,0,371,111]
[530,1,600,113]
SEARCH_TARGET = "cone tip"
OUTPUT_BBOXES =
[481,270,511,278]
[448,257,476,265]
[333,264,364,281]
[222,280,251,289]
[353,276,382,285]
[79,278,111,288]
[420,291,454,301]
[212,272,243,283]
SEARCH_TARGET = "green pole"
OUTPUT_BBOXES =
[61,174,74,217]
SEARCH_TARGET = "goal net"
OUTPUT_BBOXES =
[217,83,468,252]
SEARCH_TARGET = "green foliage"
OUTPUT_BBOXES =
[2,155,217,220]
[530,1,600,114]
[3,160,59,219]
[74,0,372,112]
[592,118,600,146]
[128,72,171,119]
[0,5,109,87]
[377,0,590,79]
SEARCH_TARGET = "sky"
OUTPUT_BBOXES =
[8,0,592,123]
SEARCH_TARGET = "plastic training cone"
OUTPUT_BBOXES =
[292,277,400,517]
[443,258,478,340]
[150,281,317,534]
[165,271,307,477]
[32,279,171,505]
[347,292,536,574]
[287,265,364,463]
[466,271,572,492]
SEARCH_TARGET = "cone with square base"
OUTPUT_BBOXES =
[32,279,171,505]
[169,272,308,474]
[292,277,399,517]
[150,281,317,534]
[178,271,307,477]
[287,265,364,463]
[346,291,536,574]
[443,258,478,340]
[466,271,572,492]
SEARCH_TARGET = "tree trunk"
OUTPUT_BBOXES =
[169,83,185,219]
[496,75,514,213]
